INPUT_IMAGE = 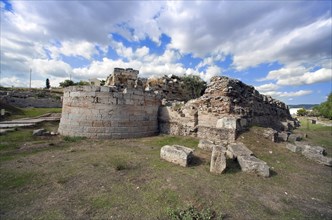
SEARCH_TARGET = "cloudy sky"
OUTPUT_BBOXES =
[0,0,331,104]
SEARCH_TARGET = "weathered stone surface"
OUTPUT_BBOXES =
[302,151,332,166]
[302,145,326,155]
[198,139,215,151]
[278,132,289,142]
[58,68,161,139]
[33,128,46,136]
[288,134,302,142]
[227,142,253,159]
[262,128,278,142]
[285,143,302,153]
[237,155,270,177]
[216,117,237,129]
[210,146,227,174]
[160,145,194,167]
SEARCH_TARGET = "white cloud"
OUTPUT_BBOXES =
[255,83,280,92]
[30,59,73,78]
[264,67,331,86]
[48,41,99,60]
[200,65,221,82]
[263,90,312,98]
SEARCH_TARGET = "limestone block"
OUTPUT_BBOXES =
[210,146,227,174]
[237,155,270,177]
[227,142,253,158]
[285,143,302,153]
[198,139,215,151]
[278,132,289,142]
[160,145,194,167]
[302,151,332,166]
[262,128,278,142]
[216,117,237,129]
[302,145,326,156]
[288,134,302,142]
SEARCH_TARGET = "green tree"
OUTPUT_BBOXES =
[297,108,307,116]
[59,80,75,88]
[313,93,332,119]
[182,75,206,99]
[45,78,50,89]
[77,80,90,86]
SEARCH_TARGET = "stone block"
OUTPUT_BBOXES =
[302,145,326,155]
[227,142,253,158]
[285,143,302,153]
[210,146,227,174]
[198,139,215,151]
[302,151,332,166]
[262,128,278,142]
[278,132,289,142]
[216,117,237,129]
[288,134,302,142]
[237,155,270,177]
[160,145,194,167]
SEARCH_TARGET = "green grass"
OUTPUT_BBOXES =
[63,136,86,142]
[0,171,35,189]
[8,107,62,120]
[296,118,332,154]
[146,135,199,149]
[0,130,331,219]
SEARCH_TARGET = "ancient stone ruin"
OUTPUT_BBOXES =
[58,68,160,138]
[59,67,320,177]
[59,67,294,141]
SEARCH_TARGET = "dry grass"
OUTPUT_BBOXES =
[0,124,331,219]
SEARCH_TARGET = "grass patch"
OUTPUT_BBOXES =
[297,118,332,154]
[0,171,35,189]
[63,136,86,142]
[167,206,224,220]
[91,195,113,209]
[147,135,199,149]
[8,107,62,120]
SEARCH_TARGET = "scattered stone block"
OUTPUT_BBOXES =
[285,143,302,153]
[227,142,253,159]
[262,128,278,142]
[198,139,215,151]
[237,155,270,177]
[160,145,194,167]
[278,132,289,142]
[287,134,302,142]
[33,128,46,136]
[210,146,227,174]
[302,145,326,155]
[302,151,332,166]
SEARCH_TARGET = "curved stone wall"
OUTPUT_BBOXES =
[58,86,160,139]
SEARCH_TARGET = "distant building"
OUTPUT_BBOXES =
[289,108,302,116]
[89,78,101,86]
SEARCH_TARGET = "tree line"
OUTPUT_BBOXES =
[297,93,332,119]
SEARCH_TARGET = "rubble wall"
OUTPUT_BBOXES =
[159,76,293,142]
[58,86,160,138]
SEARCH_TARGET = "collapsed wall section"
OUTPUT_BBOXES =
[58,86,160,139]
[158,76,294,142]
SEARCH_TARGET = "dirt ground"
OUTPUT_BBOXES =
[0,125,331,219]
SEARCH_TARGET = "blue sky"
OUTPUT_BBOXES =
[0,0,331,104]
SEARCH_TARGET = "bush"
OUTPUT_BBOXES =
[167,206,224,220]
[181,75,206,99]
[296,108,307,116]
[313,93,332,119]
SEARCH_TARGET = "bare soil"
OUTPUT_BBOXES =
[0,125,331,219]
